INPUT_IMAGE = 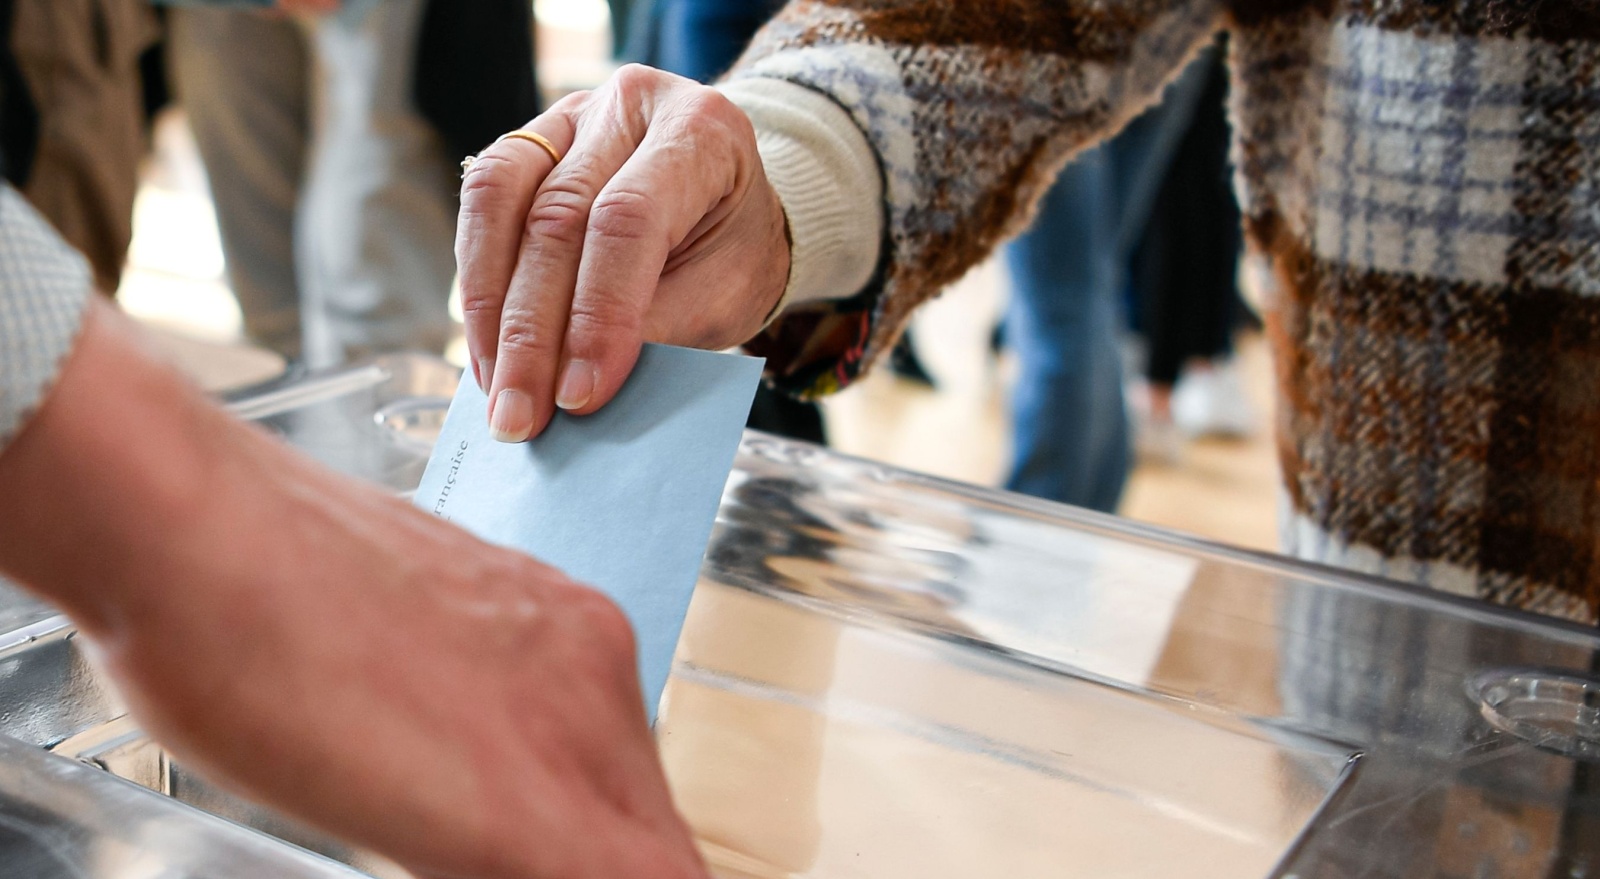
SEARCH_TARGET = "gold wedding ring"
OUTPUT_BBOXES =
[459,130,565,178]
[497,130,564,164]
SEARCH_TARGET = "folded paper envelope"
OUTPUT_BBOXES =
[414,344,763,719]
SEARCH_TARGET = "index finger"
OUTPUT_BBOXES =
[455,98,582,392]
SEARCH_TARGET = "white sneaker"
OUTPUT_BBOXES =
[1172,359,1256,439]
[1135,413,1187,466]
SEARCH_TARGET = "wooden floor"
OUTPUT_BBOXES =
[1118,339,1279,552]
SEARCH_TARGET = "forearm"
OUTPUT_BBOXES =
[725,0,1226,395]
[0,305,711,879]
[0,301,423,643]
[0,302,238,635]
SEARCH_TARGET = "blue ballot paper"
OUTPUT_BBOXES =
[413,345,764,719]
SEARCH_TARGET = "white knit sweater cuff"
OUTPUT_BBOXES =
[717,78,884,311]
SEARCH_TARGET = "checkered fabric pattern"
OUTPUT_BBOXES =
[0,186,92,453]
[734,0,1600,622]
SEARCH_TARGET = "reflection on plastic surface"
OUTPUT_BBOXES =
[0,626,122,754]
[1472,669,1600,762]
[0,356,1598,878]
[661,583,1357,878]
[227,354,460,495]
[669,435,1600,877]
[0,734,367,879]
[0,579,57,638]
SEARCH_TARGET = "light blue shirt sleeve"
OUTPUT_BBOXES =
[0,187,93,453]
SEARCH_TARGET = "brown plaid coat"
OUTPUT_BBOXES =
[733,0,1600,623]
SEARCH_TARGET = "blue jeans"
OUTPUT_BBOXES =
[632,0,783,83]
[1001,52,1213,511]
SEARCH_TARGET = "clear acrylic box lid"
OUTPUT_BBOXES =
[2,355,1597,878]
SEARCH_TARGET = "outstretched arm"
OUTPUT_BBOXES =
[0,190,707,879]
[727,0,1227,395]
[455,0,1225,439]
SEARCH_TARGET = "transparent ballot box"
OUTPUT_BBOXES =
[1,356,1597,878]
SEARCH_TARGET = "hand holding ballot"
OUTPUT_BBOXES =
[0,304,710,879]
[455,67,790,443]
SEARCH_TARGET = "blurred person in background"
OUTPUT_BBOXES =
[1,0,160,293]
[1126,41,1257,465]
[163,0,535,368]
[997,50,1214,511]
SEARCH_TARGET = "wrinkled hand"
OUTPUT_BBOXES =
[0,304,709,879]
[457,65,790,443]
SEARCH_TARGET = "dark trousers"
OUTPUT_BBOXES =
[1130,45,1247,388]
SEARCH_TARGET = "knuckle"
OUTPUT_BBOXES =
[524,190,592,249]
[457,288,497,318]
[457,152,523,204]
[610,62,663,97]
[664,88,753,165]
[607,64,693,123]
[506,552,565,588]
[722,97,759,145]
[587,189,661,244]
[457,290,503,321]
[569,291,643,338]
[606,67,649,112]
[571,588,637,669]
[497,313,564,359]
[677,85,731,122]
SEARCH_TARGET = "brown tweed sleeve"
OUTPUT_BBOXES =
[728,0,1226,397]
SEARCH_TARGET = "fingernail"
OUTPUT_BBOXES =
[489,389,534,442]
[556,360,595,411]
[477,356,495,393]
